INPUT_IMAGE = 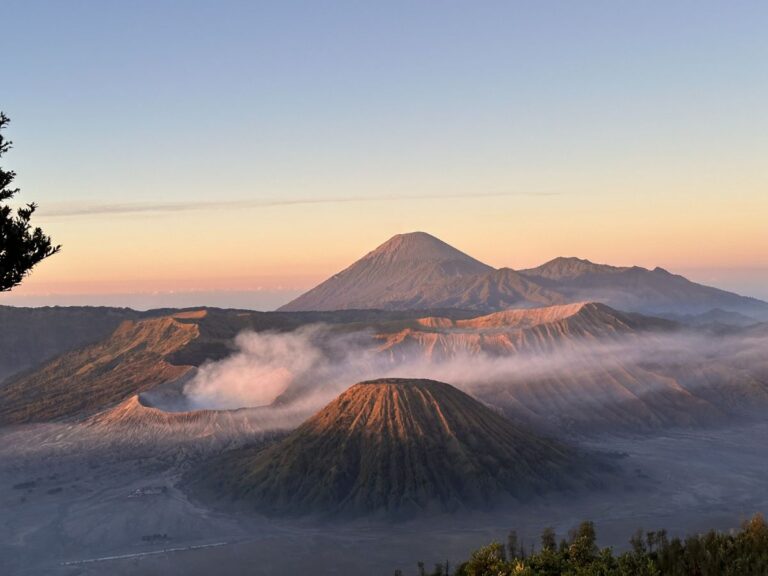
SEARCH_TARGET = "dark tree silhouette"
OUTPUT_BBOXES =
[540,527,557,552]
[507,530,519,560]
[0,112,60,291]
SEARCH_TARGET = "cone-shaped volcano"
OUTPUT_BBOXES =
[278,232,494,311]
[192,378,603,518]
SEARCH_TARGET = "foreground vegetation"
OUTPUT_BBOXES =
[398,514,768,576]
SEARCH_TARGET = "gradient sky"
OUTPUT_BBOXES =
[2,1,767,308]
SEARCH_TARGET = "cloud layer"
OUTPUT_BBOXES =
[40,191,559,218]
[182,322,768,430]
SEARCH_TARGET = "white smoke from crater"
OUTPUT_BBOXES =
[183,325,377,410]
[182,322,768,423]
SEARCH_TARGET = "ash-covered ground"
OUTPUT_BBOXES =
[1,420,767,576]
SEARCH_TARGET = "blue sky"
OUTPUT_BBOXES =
[1,1,767,307]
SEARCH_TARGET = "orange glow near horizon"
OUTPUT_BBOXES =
[4,189,767,302]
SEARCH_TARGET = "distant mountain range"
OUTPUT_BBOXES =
[280,232,768,318]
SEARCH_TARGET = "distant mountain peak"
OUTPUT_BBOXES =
[361,231,489,266]
[549,256,596,265]
[521,256,617,280]
[278,232,493,312]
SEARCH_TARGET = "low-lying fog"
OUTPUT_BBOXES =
[181,323,768,421]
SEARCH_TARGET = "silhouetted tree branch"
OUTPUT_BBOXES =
[0,112,60,291]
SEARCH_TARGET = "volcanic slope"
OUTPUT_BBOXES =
[280,232,564,312]
[72,394,302,451]
[189,378,601,518]
[280,232,493,311]
[0,305,143,383]
[0,314,200,425]
[279,232,496,311]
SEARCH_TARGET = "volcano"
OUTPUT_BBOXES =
[279,232,768,318]
[278,232,494,311]
[189,378,601,518]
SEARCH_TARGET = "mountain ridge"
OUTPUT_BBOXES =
[280,232,768,317]
[0,315,199,425]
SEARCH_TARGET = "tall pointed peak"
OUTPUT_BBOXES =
[278,232,493,312]
[362,231,488,266]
